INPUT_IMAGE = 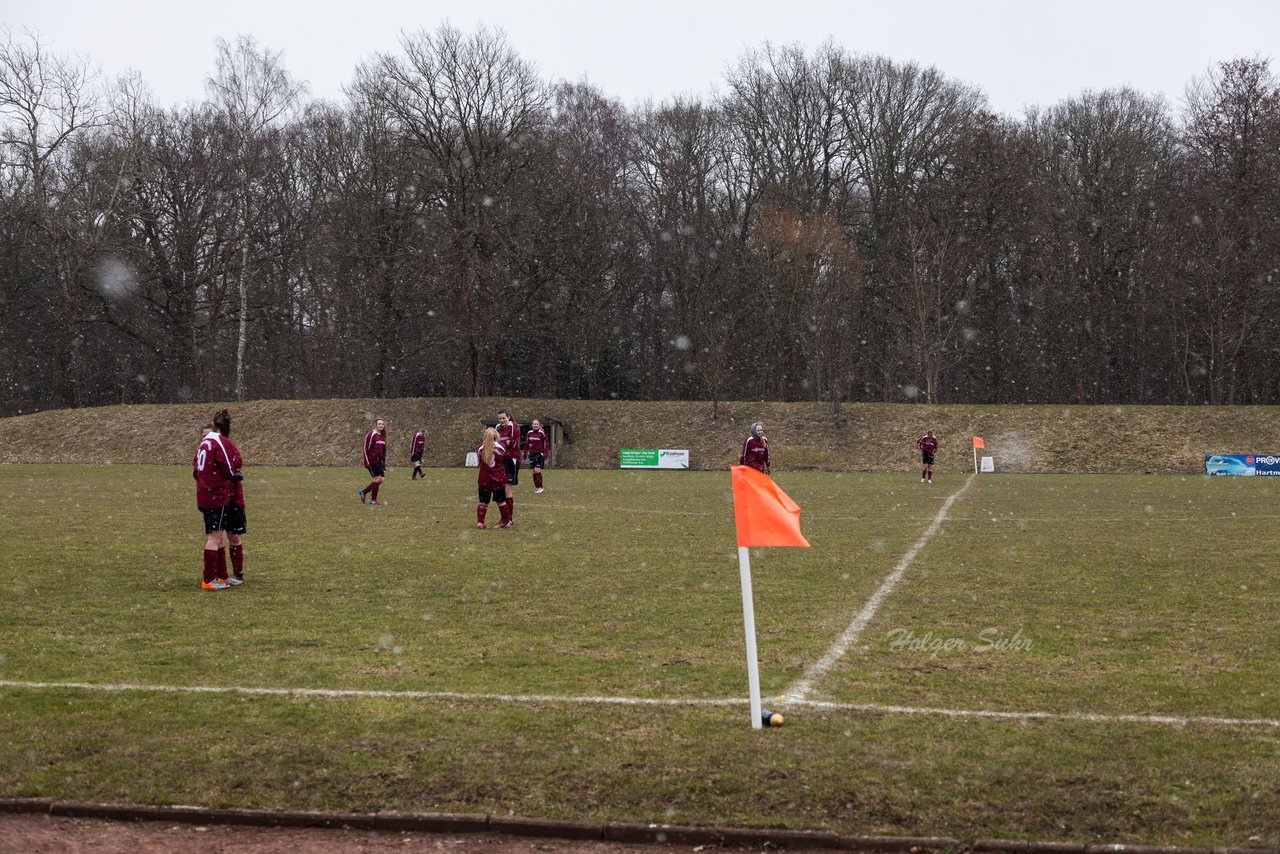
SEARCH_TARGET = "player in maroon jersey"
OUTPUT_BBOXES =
[739,421,771,474]
[524,419,549,493]
[193,409,243,590]
[220,414,248,585]
[916,430,938,483]
[495,408,520,522]
[360,418,388,505]
[476,427,511,528]
[409,428,426,480]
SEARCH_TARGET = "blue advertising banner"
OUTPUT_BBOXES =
[1204,454,1255,476]
[1204,454,1280,475]
[1253,454,1280,476]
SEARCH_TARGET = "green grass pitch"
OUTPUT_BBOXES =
[0,465,1277,845]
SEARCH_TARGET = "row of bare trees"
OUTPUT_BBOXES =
[2,26,1278,416]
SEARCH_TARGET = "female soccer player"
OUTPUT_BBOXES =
[525,419,549,493]
[739,421,771,474]
[193,409,241,590]
[360,418,388,505]
[495,408,520,522]
[917,429,938,483]
[476,427,511,528]
[218,411,247,585]
[410,428,426,480]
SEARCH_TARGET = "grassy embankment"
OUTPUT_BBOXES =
[1,397,1277,472]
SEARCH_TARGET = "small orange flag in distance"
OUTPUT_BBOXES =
[731,466,811,548]
[973,436,985,449]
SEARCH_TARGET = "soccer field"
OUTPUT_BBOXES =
[1,466,1277,845]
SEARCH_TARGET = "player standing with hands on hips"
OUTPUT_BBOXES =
[495,409,521,522]
[360,418,388,505]
[917,429,938,483]
[739,421,771,474]
[525,419,549,493]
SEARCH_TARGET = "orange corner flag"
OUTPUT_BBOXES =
[973,436,985,449]
[731,466,810,548]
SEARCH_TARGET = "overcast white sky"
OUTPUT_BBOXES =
[5,0,1278,116]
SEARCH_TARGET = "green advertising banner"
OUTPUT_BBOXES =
[620,449,689,469]
[620,449,659,467]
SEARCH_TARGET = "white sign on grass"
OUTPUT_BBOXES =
[980,455,995,473]
[465,452,479,467]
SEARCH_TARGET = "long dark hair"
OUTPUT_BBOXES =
[213,409,231,438]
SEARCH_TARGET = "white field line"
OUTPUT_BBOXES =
[0,679,737,707]
[796,698,1280,728]
[782,475,976,704]
[1,678,1276,729]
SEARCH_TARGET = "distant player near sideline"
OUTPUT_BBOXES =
[360,418,388,505]
[476,427,512,528]
[739,421,771,474]
[525,419,549,493]
[410,428,426,480]
[917,430,938,483]
[193,409,243,590]
[495,408,521,522]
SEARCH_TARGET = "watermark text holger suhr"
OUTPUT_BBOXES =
[886,627,1032,658]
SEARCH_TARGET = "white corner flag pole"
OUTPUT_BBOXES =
[737,545,764,729]
[973,445,978,474]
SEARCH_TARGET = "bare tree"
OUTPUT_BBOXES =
[353,23,548,396]
[943,114,1042,403]
[1024,89,1176,403]
[721,42,865,402]
[1176,57,1280,403]
[631,97,744,409]
[0,27,105,406]
[535,81,637,399]
[753,203,863,408]
[837,55,984,399]
[206,35,305,401]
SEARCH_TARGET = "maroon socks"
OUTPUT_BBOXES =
[230,544,244,577]
[203,549,218,584]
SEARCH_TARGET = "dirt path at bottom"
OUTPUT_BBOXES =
[0,813,812,854]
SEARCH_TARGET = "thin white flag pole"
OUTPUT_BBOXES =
[737,545,764,729]
[973,445,978,474]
